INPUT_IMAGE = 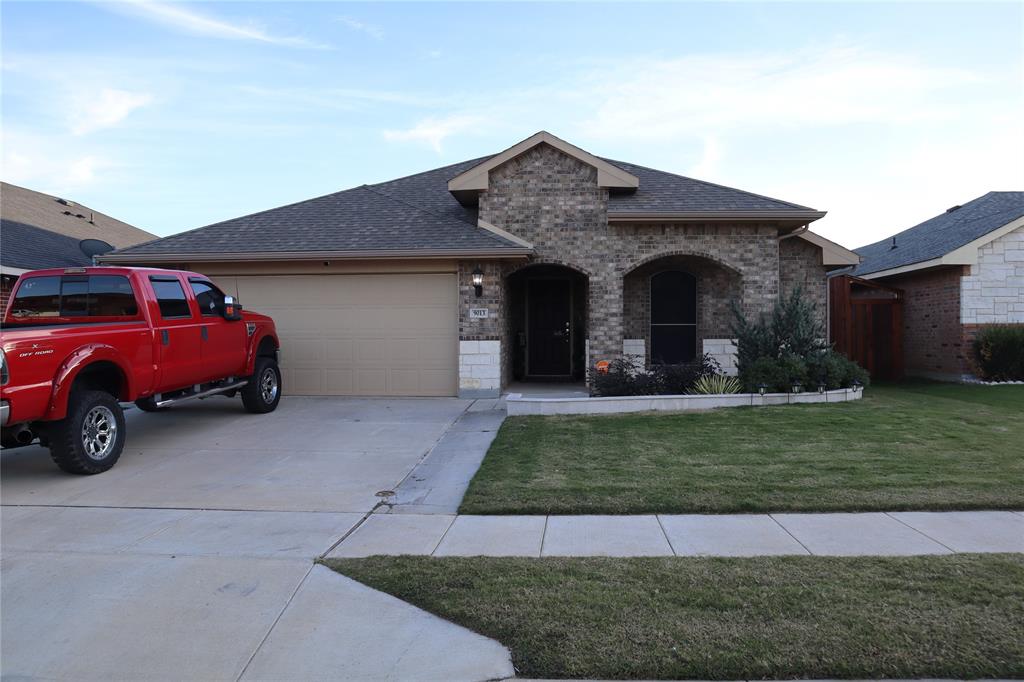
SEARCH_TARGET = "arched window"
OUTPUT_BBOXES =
[650,270,697,364]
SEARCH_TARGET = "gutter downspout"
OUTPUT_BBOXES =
[778,223,811,242]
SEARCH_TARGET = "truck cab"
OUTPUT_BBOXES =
[1,266,281,474]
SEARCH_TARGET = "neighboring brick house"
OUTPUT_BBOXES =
[0,182,156,310]
[850,192,1024,381]
[101,131,857,397]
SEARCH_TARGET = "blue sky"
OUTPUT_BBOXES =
[2,1,1022,248]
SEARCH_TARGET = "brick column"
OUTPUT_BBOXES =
[457,260,505,398]
[586,269,624,366]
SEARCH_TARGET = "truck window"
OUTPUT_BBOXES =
[8,276,61,318]
[189,280,225,317]
[89,276,139,316]
[8,275,138,320]
[150,278,192,319]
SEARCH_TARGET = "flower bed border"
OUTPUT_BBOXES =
[506,388,863,416]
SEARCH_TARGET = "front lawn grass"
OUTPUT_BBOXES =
[327,553,1024,680]
[460,381,1024,514]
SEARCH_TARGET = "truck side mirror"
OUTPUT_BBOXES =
[222,296,243,321]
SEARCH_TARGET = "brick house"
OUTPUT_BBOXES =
[101,131,857,397]
[0,182,156,311]
[850,192,1024,381]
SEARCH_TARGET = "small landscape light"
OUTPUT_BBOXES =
[817,378,826,394]
[757,383,767,396]
[852,378,862,393]
[791,379,802,394]
[471,266,484,297]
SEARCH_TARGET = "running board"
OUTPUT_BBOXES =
[154,380,248,408]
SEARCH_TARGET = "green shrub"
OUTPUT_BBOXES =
[588,354,725,397]
[806,350,871,390]
[972,325,1024,381]
[741,354,808,393]
[732,286,868,391]
[588,359,649,397]
[731,286,829,378]
[690,374,742,395]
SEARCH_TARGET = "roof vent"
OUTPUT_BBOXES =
[889,237,897,250]
[56,197,75,207]
[946,204,962,213]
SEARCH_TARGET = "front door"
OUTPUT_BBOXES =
[527,278,572,377]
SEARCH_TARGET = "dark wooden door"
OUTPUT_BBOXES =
[527,278,572,376]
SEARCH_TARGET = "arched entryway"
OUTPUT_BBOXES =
[506,264,589,381]
[623,254,742,368]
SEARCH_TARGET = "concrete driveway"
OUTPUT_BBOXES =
[1,396,513,681]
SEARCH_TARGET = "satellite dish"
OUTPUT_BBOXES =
[80,239,114,259]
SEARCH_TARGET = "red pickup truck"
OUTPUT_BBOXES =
[1,266,281,474]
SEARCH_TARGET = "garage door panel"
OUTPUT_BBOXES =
[324,339,355,364]
[288,368,324,394]
[282,337,324,365]
[419,369,456,395]
[356,368,388,395]
[324,369,354,394]
[221,273,456,396]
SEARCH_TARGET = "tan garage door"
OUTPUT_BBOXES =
[213,273,457,396]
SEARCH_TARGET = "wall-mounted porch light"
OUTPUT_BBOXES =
[817,377,827,394]
[757,383,767,396]
[471,266,484,298]
[852,378,862,393]
[791,379,803,394]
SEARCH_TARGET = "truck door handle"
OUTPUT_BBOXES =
[161,330,169,346]
[201,326,208,341]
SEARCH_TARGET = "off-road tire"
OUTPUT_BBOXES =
[49,390,126,474]
[242,357,282,414]
[134,396,166,413]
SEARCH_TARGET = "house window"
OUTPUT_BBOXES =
[650,270,697,364]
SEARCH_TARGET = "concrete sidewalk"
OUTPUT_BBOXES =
[329,510,1024,558]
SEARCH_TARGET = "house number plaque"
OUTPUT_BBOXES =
[470,308,490,319]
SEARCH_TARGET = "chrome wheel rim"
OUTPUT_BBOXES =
[82,406,117,460]
[260,367,279,404]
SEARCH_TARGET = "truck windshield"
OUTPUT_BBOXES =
[8,275,139,322]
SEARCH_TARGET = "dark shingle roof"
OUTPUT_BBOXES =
[853,192,1024,276]
[1,220,94,270]
[111,178,519,256]
[603,159,814,213]
[109,145,819,258]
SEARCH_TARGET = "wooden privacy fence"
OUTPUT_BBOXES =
[829,275,904,380]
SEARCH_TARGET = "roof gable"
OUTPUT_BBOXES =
[447,131,639,205]
[105,181,529,261]
[103,135,828,261]
[854,192,1024,277]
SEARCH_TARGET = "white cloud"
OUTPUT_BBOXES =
[69,88,153,135]
[102,1,329,49]
[383,115,483,153]
[578,45,980,140]
[336,16,384,40]
[2,131,115,190]
[799,119,1024,248]
[688,135,722,179]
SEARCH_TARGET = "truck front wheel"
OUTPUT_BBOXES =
[242,357,282,414]
[48,390,126,474]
